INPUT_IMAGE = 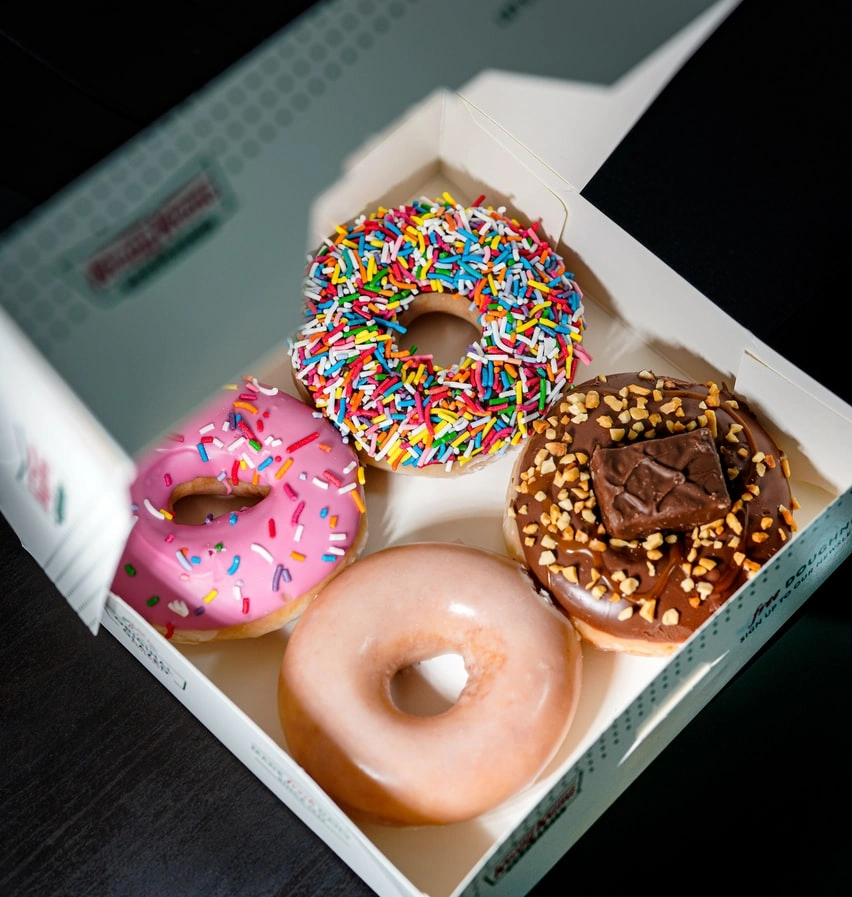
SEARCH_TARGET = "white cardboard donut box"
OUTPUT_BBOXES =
[1,3,850,897]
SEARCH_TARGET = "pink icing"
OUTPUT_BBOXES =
[111,377,366,635]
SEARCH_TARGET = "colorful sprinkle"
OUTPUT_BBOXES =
[175,550,193,572]
[275,458,294,479]
[144,498,166,520]
[291,501,305,526]
[322,469,343,487]
[250,377,279,395]
[251,543,274,563]
[287,432,320,453]
[272,564,285,591]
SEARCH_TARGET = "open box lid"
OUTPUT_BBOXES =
[458,0,740,193]
[0,0,738,632]
[0,0,736,458]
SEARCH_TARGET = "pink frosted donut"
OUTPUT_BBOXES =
[278,542,582,826]
[111,377,368,643]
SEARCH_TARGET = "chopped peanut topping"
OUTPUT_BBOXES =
[643,532,664,551]
[661,608,680,626]
[620,577,639,596]
[638,599,656,622]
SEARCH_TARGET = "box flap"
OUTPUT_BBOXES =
[459,0,740,191]
[0,308,135,632]
[308,90,573,250]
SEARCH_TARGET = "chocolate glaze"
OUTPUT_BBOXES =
[507,371,797,650]
[590,428,732,540]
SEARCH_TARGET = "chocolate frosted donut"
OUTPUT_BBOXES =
[504,371,798,656]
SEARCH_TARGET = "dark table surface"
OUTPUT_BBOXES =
[2,2,851,895]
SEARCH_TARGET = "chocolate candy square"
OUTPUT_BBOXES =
[589,428,732,540]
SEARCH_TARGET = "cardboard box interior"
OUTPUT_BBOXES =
[97,91,851,897]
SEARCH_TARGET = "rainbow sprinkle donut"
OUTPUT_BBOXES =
[289,194,589,475]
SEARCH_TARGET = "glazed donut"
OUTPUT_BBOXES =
[278,542,582,826]
[289,194,589,476]
[504,371,798,656]
[111,377,368,643]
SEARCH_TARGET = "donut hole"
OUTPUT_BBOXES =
[397,295,481,368]
[390,653,468,717]
[169,477,271,525]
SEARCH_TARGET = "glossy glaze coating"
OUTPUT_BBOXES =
[111,377,367,642]
[278,542,582,826]
[505,371,797,655]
